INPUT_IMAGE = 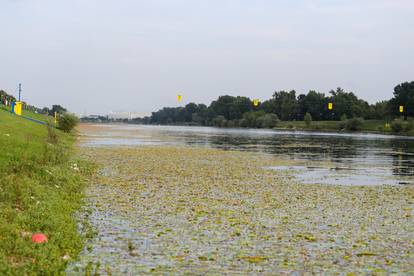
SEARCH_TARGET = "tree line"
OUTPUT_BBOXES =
[1,89,69,117]
[131,81,414,129]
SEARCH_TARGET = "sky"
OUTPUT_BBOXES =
[1,0,414,116]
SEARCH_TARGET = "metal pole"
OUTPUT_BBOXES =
[18,83,21,101]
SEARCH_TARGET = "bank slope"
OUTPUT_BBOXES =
[0,109,90,274]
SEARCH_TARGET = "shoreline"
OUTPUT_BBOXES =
[78,121,414,139]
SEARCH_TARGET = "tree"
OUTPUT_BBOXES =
[184,103,198,122]
[325,88,370,120]
[389,81,414,117]
[303,91,325,120]
[371,101,390,120]
[271,90,298,120]
[209,95,252,120]
[209,95,235,120]
[50,105,67,116]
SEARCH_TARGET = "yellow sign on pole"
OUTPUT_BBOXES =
[14,102,22,116]
[177,94,182,103]
[253,99,260,107]
[328,102,333,110]
[400,105,404,113]
[54,112,58,126]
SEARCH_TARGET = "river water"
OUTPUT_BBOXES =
[80,124,414,186]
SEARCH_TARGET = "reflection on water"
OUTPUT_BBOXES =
[266,165,406,186]
[80,124,414,185]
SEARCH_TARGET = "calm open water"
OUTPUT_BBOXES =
[80,124,414,186]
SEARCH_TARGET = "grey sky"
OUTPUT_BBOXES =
[1,0,414,115]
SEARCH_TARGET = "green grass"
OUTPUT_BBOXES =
[0,108,92,274]
[0,105,51,124]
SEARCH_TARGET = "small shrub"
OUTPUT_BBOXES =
[304,112,312,127]
[345,117,364,131]
[46,123,59,144]
[404,119,414,132]
[226,120,236,128]
[257,113,279,128]
[390,119,404,133]
[388,118,414,133]
[239,118,248,128]
[58,113,79,133]
[212,115,227,127]
[340,114,348,121]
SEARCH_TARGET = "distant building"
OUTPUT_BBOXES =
[108,111,150,120]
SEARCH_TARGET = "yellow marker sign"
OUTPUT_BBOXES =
[253,99,260,107]
[328,102,333,110]
[54,112,58,125]
[14,101,22,116]
[177,94,182,102]
[400,105,404,113]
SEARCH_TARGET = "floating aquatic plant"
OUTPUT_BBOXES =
[67,145,414,274]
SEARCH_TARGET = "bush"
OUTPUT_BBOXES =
[212,115,227,127]
[304,112,312,127]
[47,123,59,144]
[226,120,236,128]
[345,117,364,131]
[241,111,266,128]
[239,118,248,128]
[390,119,404,133]
[58,113,79,133]
[257,113,279,128]
[404,119,414,132]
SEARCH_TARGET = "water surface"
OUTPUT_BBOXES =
[80,124,414,185]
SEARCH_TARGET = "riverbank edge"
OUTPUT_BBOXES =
[0,109,95,274]
[80,120,414,137]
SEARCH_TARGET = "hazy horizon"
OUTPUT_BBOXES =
[1,0,413,115]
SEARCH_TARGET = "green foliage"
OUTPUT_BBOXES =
[0,109,92,274]
[345,117,364,131]
[389,81,414,117]
[391,119,404,133]
[138,81,413,132]
[209,95,252,120]
[240,111,265,128]
[58,113,79,133]
[50,105,67,116]
[257,113,279,128]
[390,118,414,133]
[269,90,298,120]
[301,91,325,120]
[304,112,312,127]
[212,115,227,127]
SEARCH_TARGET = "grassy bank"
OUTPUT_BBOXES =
[0,108,91,274]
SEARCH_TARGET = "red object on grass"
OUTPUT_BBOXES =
[32,233,48,244]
